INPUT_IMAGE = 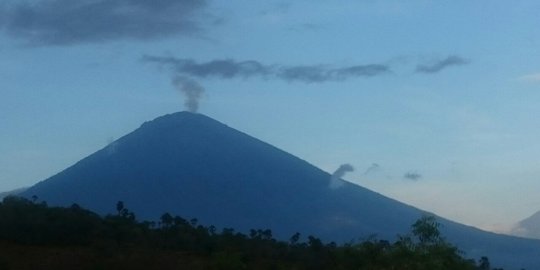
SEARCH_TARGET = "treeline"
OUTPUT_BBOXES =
[0,196,505,270]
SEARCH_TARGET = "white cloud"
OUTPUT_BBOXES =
[518,73,540,83]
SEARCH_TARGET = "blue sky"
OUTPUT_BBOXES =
[1,0,540,233]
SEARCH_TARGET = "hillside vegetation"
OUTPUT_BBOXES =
[0,196,504,270]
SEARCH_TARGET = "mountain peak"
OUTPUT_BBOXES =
[20,112,540,269]
[139,111,220,129]
[511,210,540,239]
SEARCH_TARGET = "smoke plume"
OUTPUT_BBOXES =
[142,55,391,83]
[330,164,354,189]
[416,55,469,74]
[403,171,422,181]
[362,163,380,175]
[172,76,204,113]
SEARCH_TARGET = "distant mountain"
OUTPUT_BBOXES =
[21,112,540,269]
[0,187,27,200]
[512,211,540,240]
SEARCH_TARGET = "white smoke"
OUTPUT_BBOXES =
[105,137,119,155]
[172,76,204,113]
[330,164,354,189]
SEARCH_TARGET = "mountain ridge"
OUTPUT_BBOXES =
[20,112,540,269]
[0,187,27,200]
[511,210,540,240]
[24,112,425,239]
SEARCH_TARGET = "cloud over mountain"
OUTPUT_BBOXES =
[404,171,422,181]
[416,55,469,74]
[362,163,380,175]
[142,56,390,83]
[0,0,210,45]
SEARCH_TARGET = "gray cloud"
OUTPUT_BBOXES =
[259,2,291,16]
[142,56,390,83]
[330,164,354,189]
[335,64,390,78]
[362,163,380,175]
[172,76,204,113]
[287,23,323,32]
[0,0,209,46]
[403,171,422,181]
[416,55,469,74]
[143,56,270,79]
[279,64,389,83]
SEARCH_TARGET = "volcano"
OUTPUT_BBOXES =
[512,210,540,240]
[21,112,540,269]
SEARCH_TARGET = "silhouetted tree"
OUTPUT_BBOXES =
[289,232,301,245]
[160,213,173,228]
[116,201,124,215]
[0,200,502,270]
[412,215,443,246]
[478,256,491,270]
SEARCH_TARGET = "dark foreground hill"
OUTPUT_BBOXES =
[0,196,483,270]
[0,187,26,200]
[21,112,540,269]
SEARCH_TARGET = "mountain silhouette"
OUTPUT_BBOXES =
[21,112,540,269]
[0,187,27,200]
[512,210,540,240]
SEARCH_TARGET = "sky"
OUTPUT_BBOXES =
[1,0,540,234]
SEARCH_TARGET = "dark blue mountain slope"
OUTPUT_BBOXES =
[21,112,540,269]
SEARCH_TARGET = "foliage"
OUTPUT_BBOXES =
[0,196,506,270]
